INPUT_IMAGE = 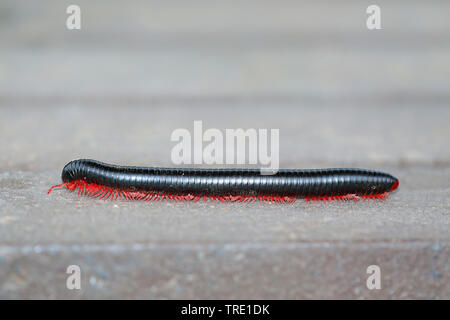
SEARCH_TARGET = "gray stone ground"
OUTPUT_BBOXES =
[0,0,449,299]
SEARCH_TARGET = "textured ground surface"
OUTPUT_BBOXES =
[0,0,449,299]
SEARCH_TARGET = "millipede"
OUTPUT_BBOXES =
[48,159,399,203]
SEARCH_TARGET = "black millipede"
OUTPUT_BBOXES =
[48,159,399,202]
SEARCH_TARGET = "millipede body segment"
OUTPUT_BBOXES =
[48,159,399,203]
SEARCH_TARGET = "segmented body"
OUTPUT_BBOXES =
[48,159,399,202]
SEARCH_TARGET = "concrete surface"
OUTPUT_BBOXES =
[0,0,449,299]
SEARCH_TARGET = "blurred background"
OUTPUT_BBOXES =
[0,0,449,299]
[1,0,449,169]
